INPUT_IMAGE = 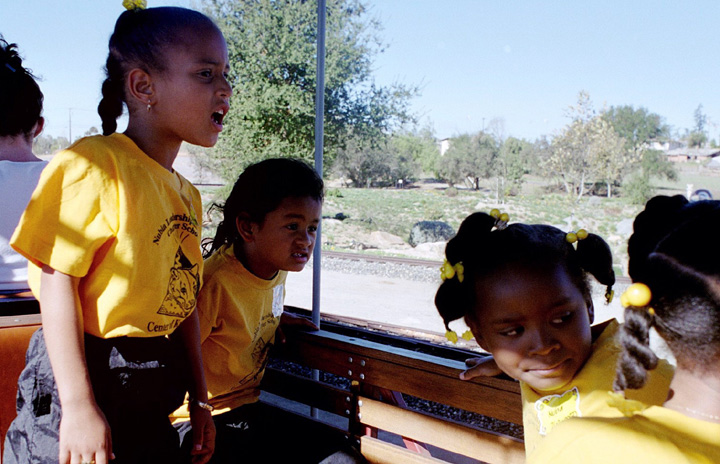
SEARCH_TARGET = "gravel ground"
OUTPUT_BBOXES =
[319,255,439,283]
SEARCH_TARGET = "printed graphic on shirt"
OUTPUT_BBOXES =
[157,246,200,319]
[535,386,581,435]
[237,312,279,387]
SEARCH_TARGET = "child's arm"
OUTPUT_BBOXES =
[275,312,319,344]
[459,355,503,380]
[39,266,113,464]
[177,310,216,464]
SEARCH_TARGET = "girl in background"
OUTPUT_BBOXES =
[0,36,47,294]
[435,211,673,457]
[532,195,720,463]
[4,3,231,464]
[174,158,326,463]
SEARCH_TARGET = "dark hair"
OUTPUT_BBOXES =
[204,158,325,258]
[0,37,43,138]
[615,195,720,391]
[98,7,218,135]
[435,212,615,331]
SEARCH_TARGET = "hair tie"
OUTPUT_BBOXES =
[4,63,16,73]
[620,283,654,318]
[445,329,473,344]
[123,0,147,11]
[440,260,464,283]
[565,228,588,244]
[489,209,510,230]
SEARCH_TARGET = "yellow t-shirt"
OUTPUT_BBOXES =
[530,404,720,463]
[172,244,287,420]
[11,133,203,338]
[521,319,674,457]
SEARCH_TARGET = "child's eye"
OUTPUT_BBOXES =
[551,312,574,325]
[286,224,299,231]
[308,226,318,233]
[499,327,523,337]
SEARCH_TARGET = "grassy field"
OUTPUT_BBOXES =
[200,162,720,278]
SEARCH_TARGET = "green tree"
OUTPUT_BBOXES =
[602,105,668,156]
[33,134,69,155]
[688,104,708,147]
[389,125,439,175]
[498,136,531,197]
[437,132,498,189]
[201,0,416,182]
[545,92,640,200]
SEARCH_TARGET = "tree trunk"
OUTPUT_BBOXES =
[606,180,612,198]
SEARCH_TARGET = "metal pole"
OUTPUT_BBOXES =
[312,0,326,329]
[311,0,327,420]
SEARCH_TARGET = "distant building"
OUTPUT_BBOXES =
[438,138,450,156]
[665,147,720,163]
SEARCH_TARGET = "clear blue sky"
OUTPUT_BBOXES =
[3,1,720,142]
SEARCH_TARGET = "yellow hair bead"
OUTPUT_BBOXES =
[461,329,474,341]
[605,288,614,304]
[440,260,455,281]
[566,232,578,243]
[123,0,147,11]
[576,229,588,240]
[440,260,464,283]
[621,283,652,308]
[499,212,510,223]
[454,262,465,283]
[445,330,458,344]
[648,307,656,317]
[490,208,500,219]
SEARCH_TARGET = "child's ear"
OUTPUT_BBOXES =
[236,214,255,243]
[126,68,154,111]
[586,299,595,324]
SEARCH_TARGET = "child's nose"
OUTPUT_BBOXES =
[295,229,314,246]
[527,330,561,356]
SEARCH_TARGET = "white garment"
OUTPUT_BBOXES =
[0,160,47,291]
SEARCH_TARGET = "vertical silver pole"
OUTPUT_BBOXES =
[311,0,327,420]
[312,0,326,329]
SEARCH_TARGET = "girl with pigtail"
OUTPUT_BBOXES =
[532,196,720,463]
[170,158,324,463]
[5,2,231,464]
[435,210,673,458]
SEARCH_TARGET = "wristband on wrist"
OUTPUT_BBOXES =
[189,398,214,412]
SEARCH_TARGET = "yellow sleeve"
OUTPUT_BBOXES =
[11,148,117,277]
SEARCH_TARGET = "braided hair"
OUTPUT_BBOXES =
[0,37,43,138]
[435,212,615,332]
[615,195,720,390]
[98,7,218,135]
[204,158,324,259]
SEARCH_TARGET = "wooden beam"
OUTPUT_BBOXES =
[358,397,525,464]
[274,329,522,424]
[360,436,446,464]
[262,367,353,416]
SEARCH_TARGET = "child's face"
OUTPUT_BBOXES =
[151,25,232,148]
[242,196,322,280]
[467,263,593,392]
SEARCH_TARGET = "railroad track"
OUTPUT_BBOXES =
[320,249,632,284]
[321,250,442,268]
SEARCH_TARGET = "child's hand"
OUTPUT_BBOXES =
[189,405,216,464]
[459,356,502,380]
[58,401,113,464]
[276,313,319,344]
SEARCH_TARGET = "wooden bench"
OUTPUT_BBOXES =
[0,302,525,464]
[262,314,525,464]
[0,297,41,462]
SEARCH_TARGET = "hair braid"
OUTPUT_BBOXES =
[614,308,658,390]
[97,55,125,136]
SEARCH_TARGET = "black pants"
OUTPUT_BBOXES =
[4,329,188,464]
